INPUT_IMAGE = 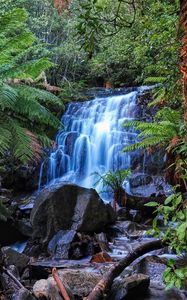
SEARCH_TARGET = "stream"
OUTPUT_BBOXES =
[6,88,186,300]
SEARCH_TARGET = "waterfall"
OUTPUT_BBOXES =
[39,89,142,198]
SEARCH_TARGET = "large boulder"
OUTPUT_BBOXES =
[33,269,102,299]
[48,230,77,259]
[109,273,150,300]
[31,183,116,243]
[58,269,102,298]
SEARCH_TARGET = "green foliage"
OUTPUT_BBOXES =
[75,0,181,91]
[92,169,131,194]
[123,107,182,152]
[0,8,63,163]
[146,190,187,288]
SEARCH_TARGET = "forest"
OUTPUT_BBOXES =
[0,0,187,299]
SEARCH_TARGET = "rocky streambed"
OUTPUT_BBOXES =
[0,183,186,300]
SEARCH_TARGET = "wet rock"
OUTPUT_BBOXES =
[129,174,153,188]
[65,132,79,156]
[2,162,40,193]
[17,219,33,237]
[0,265,21,296]
[70,232,101,259]
[124,273,150,293]
[109,273,150,300]
[31,183,116,243]
[0,195,10,204]
[95,232,109,251]
[2,247,30,272]
[117,208,133,221]
[58,269,102,298]
[111,221,147,237]
[0,219,25,246]
[148,285,187,300]
[134,255,167,288]
[48,230,76,259]
[0,188,12,198]
[126,193,164,212]
[12,288,35,300]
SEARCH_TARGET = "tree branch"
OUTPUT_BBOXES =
[52,268,71,300]
[85,239,166,300]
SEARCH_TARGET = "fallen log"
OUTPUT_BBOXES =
[85,239,166,300]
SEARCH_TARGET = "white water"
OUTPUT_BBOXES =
[39,90,140,198]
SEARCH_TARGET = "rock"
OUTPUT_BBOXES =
[126,193,164,212]
[33,277,73,300]
[148,284,187,300]
[111,221,146,236]
[109,273,150,300]
[12,288,35,300]
[129,174,153,188]
[95,232,109,251]
[65,132,79,156]
[2,247,29,272]
[33,279,48,298]
[0,219,26,246]
[17,219,33,237]
[124,273,150,293]
[134,255,167,288]
[58,269,102,298]
[0,195,10,204]
[117,208,133,221]
[48,230,76,259]
[69,232,101,259]
[0,188,12,198]
[2,163,40,192]
[31,183,116,243]
[0,265,21,296]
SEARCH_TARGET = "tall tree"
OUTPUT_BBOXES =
[180,0,187,120]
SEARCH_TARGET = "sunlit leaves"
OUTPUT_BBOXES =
[146,190,187,288]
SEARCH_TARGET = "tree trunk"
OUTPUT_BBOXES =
[180,0,187,121]
[85,239,165,300]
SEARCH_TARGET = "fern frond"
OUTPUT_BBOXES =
[148,88,166,107]
[0,83,17,109]
[8,118,33,163]
[15,85,64,110]
[144,76,167,84]
[123,136,165,152]
[0,117,12,155]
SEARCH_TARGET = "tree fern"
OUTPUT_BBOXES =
[144,76,167,84]
[0,8,64,163]
[123,107,182,153]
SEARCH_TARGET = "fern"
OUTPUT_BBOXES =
[144,76,167,84]
[92,170,131,192]
[0,8,64,163]
[123,107,182,153]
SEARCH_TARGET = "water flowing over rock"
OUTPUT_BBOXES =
[38,87,168,201]
[31,183,116,243]
[38,89,140,196]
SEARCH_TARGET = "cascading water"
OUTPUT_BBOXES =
[39,89,140,199]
